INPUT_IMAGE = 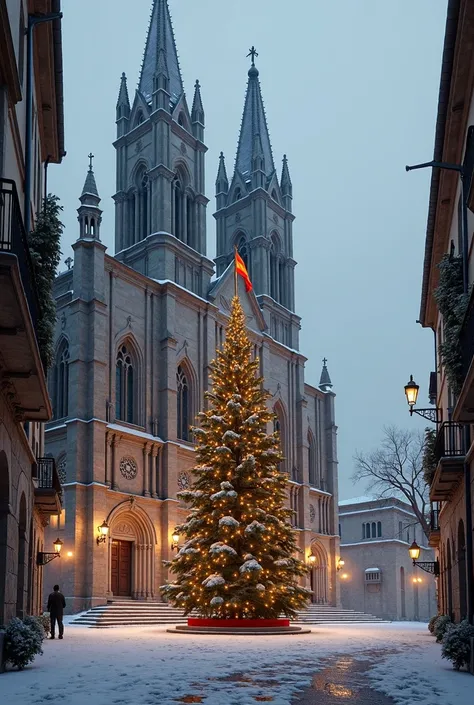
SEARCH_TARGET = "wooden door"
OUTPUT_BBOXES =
[111,540,132,596]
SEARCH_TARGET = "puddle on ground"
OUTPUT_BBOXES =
[292,654,396,704]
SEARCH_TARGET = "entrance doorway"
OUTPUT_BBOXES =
[111,540,132,596]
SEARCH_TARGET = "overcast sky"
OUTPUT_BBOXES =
[49,0,447,499]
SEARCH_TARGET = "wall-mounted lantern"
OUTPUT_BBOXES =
[171,530,180,552]
[336,558,345,572]
[37,538,63,566]
[96,520,110,546]
[408,540,439,576]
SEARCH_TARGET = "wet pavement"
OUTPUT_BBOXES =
[176,648,400,703]
[292,653,396,704]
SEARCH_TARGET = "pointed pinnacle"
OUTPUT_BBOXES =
[192,78,204,114]
[117,72,130,109]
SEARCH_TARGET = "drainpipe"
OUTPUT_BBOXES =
[24,12,62,234]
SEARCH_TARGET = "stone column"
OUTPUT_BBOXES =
[182,194,188,245]
[143,444,151,497]
[151,445,159,498]
[134,190,140,243]
[111,434,118,491]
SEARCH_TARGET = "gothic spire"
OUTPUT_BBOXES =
[215,152,229,208]
[80,153,100,206]
[192,79,204,118]
[234,48,275,181]
[319,358,333,391]
[116,72,130,113]
[138,0,184,107]
[281,154,292,195]
[78,154,102,240]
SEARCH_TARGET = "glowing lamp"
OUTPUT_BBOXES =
[409,541,421,562]
[171,530,180,551]
[337,558,345,572]
[404,375,419,408]
[53,537,63,554]
[96,520,109,546]
[308,553,316,564]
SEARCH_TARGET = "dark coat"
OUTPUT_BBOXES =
[47,591,66,616]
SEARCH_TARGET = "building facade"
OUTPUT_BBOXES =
[43,0,340,614]
[416,0,474,624]
[0,0,63,625]
[339,498,437,621]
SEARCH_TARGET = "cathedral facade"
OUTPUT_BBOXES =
[44,0,340,613]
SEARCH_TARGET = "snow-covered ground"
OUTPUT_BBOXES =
[1,620,472,704]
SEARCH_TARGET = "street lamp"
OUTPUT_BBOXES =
[404,375,441,423]
[336,558,345,572]
[96,520,109,546]
[37,538,63,566]
[308,553,316,565]
[408,541,440,576]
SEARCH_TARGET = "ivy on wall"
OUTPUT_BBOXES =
[27,195,63,370]
[422,427,437,486]
[434,254,468,397]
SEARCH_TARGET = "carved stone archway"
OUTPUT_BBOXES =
[106,499,157,600]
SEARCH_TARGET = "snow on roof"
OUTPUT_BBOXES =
[365,567,380,572]
[338,496,374,506]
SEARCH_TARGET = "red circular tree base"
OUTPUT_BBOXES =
[187,618,290,628]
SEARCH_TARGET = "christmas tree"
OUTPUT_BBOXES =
[161,295,310,619]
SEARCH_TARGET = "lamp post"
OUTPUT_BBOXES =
[408,541,439,576]
[96,520,109,546]
[37,538,63,566]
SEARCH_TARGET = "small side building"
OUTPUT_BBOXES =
[338,497,437,621]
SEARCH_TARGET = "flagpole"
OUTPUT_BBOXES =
[234,245,238,298]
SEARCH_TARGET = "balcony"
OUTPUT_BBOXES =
[34,458,62,516]
[0,178,51,421]
[429,505,441,548]
[430,423,465,502]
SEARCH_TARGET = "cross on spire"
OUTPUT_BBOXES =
[88,152,94,171]
[247,46,258,65]
[322,357,328,366]
[65,257,73,270]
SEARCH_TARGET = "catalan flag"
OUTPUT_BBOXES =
[235,250,252,292]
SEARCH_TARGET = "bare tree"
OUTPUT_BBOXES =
[352,426,430,541]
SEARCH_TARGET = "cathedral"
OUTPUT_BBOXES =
[44,0,340,613]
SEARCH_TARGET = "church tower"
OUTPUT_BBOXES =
[113,0,212,295]
[214,49,298,347]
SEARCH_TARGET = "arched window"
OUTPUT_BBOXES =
[135,110,144,126]
[53,339,69,419]
[273,403,286,473]
[308,430,317,487]
[173,177,182,240]
[271,188,278,202]
[177,365,190,441]
[270,234,280,302]
[135,167,148,243]
[236,234,249,270]
[362,523,366,539]
[377,521,382,538]
[116,344,136,424]
[178,112,186,128]
[371,522,376,538]
[233,187,242,203]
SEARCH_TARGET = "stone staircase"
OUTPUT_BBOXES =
[71,600,388,628]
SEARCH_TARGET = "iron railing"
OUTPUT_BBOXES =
[0,178,38,330]
[434,422,465,461]
[36,457,62,496]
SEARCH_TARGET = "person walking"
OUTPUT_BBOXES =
[47,585,66,639]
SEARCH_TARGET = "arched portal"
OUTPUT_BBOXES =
[457,520,467,619]
[16,493,27,618]
[106,501,157,600]
[309,540,329,604]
